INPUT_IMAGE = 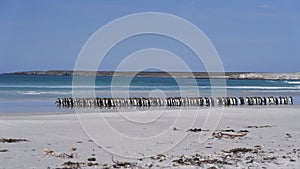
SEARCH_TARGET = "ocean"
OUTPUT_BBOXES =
[0,74,300,114]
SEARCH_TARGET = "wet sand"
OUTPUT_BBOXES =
[1,106,300,168]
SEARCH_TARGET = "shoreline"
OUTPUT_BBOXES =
[1,104,300,116]
[1,107,300,168]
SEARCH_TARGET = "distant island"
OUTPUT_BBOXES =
[2,70,300,80]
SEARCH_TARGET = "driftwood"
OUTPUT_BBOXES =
[44,148,73,158]
[213,131,247,139]
[0,138,28,143]
[187,128,202,132]
[246,125,272,128]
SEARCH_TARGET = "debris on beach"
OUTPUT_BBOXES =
[0,137,28,143]
[87,157,96,161]
[212,131,247,139]
[60,161,80,169]
[111,156,137,168]
[238,129,249,133]
[0,148,8,152]
[246,125,272,128]
[171,146,299,168]
[219,129,249,133]
[186,128,211,132]
[172,154,230,167]
[186,128,249,138]
[187,128,202,132]
[59,161,99,169]
[150,154,166,162]
[173,127,181,131]
[263,156,277,161]
[254,145,262,149]
[222,148,254,154]
[285,133,292,138]
[44,148,73,158]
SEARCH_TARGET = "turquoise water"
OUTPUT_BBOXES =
[0,74,300,113]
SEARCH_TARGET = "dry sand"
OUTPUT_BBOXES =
[1,106,300,168]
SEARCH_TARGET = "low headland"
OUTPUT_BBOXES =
[2,70,300,80]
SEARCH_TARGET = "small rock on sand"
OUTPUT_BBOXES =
[71,147,77,151]
[87,157,96,161]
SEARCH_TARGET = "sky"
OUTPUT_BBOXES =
[0,0,300,73]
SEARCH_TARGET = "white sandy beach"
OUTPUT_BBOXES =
[1,106,300,169]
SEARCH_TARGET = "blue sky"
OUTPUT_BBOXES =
[0,0,299,73]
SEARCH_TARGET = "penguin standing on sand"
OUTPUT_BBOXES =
[209,97,214,106]
[274,97,279,105]
[262,97,267,105]
[289,96,293,105]
[284,97,288,105]
[239,97,244,105]
[55,98,62,105]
